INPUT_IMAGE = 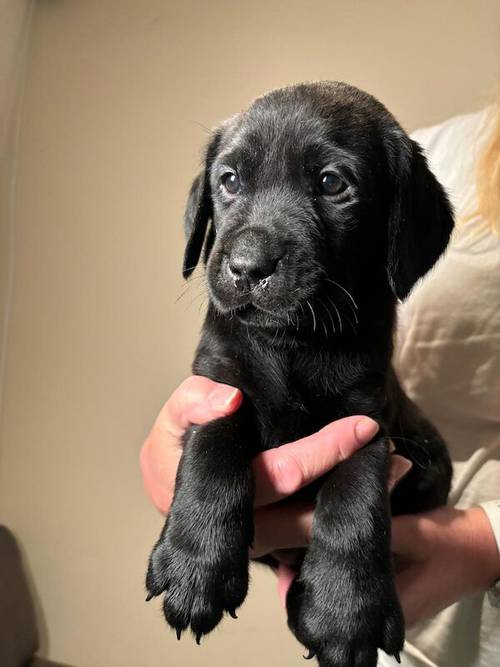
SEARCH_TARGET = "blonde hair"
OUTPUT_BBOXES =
[467,97,500,233]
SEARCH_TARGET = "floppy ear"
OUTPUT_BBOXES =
[182,131,221,279]
[387,138,454,300]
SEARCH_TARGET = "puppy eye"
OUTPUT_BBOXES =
[221,172,240,195]
[319,171,347,197]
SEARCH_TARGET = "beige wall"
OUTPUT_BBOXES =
[0,0,32,440]
[0,1,498,666]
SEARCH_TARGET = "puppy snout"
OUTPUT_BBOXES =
[227,231,281,290]
[228,252,278,290]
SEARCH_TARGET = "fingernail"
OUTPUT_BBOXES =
[388,456,413,492]
[208,385,240,411]
[354,417,379,443]
[396,459,413,480]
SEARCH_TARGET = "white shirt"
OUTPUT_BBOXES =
[379,108,500,667]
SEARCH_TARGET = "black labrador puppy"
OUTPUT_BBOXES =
[146,81,453,667]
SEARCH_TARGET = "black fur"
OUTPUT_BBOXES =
[146,82,453,667]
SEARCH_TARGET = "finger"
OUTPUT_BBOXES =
[388,455,413,492]
[253,416,379,507]
[139,435,177,514]
[155,376,242,439]
[251,502,314,558]
[277,563,297,607]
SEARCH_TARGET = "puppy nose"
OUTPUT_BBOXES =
[228,249,279,290]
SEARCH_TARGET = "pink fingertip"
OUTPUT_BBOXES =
[354,417,379,443]
[207,385,242,412]
[277,564,297,607]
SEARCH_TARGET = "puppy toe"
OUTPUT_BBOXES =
[382,602,405,658]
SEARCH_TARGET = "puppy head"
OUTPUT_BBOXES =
[182,82,453,329]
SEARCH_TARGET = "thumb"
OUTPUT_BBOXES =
[156,376,242,439]
[253,416,379,507]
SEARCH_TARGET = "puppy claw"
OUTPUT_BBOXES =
[176,628,182,641]
[228,609,238,619]
[195,632,202,645]
[145,592,154,602]
[395,653,401,664]
[303,649,315,660]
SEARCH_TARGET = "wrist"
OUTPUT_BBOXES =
[465,507,500,591]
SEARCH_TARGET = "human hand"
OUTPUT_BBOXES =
[140,376,243,514]
[140,375,411,603]
[268,445,413,606]
[392,505,500,627]
[140,375,389,520]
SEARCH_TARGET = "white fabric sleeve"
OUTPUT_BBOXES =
[480,500,500,608]
[480,500,500,555]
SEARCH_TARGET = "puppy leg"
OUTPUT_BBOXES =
[146,410,256,641]
[391,433,452,516]
[389,394,452,515]
[287,437,404,667]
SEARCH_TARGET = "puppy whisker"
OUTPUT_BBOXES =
[176,275,208,303]
[348,304,359,325]
[317,297,337,336]
[386,435,433,469]
[185,288,207,311]
[191,120,212,134]
[324,278,359,311]
[183,263,203,274]
[306,300,317,332]
[325,296,343,334]
[176,284,192,303]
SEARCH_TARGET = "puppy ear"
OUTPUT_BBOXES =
[182,131,222,279]
[387,138,454,300]
[182,173,210,278]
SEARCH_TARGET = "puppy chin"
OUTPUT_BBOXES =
[235,305,290,329]
[208,283,295,329]
[207,283,249,315]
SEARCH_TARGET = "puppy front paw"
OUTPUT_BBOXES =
[287,542,404,667]
[146,517,250,641]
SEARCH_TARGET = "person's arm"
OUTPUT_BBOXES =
[275,505,500,624]
[480,500,500,607]
[391,504,500,625]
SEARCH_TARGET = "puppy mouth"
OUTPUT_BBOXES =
[232,301,298,328]
[210,278,317,331]
[208,274,357,334]
[225,294,293,319]
[207,278,297,325]
[234,299,283,316]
